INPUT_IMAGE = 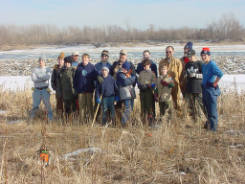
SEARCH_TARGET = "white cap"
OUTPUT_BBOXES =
[72,51,79,56]
[101,66,109,72]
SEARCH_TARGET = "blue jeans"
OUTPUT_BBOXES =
[121,99,131,125]
[102,96,115,125]
[202,86,220,131]
[30,88,53,120]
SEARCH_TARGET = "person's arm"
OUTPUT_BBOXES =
[51,70,56,90]
[177,59,183,81]
[73,70,78,91]
[136,63,141,75]
[152,62,158,77]
[212,62,223,87]
[31,68,45,83]
[39,68,52,81]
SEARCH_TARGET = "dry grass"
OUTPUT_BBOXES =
[0,89,245,184]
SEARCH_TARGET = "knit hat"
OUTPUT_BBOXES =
[187,49,196,57]
[101,50,109,57]
[58,52,65,60]
[184,42,193,50]
[122,62,131,71]
[201,48,211,56]
[101,66,109,72]
[120,49,127,55]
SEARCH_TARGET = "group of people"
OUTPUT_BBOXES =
[29,42,223,131]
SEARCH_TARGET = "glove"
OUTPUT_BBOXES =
[115,96,120,102]
[189,73,196,78]
[97,75,104,84]
[161,80,169,87]
[151,83,156,89]
[96,98,101,104]
[168,83,174,88]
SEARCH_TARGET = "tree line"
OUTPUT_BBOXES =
[0,14,244,46]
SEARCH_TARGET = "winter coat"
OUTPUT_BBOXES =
[159,57,183,86]
[136,60,158,77]
[51,64,63,97]
[157,75,174,102]
[73,62,97,93]
[60,67,76,100]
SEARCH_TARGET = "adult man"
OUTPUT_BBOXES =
[51,52,65,116]
[95,50,112,74]
[136,50,157,77]
[136,50,158,119]
[159,46,183,110]
[73,53,97,122]
[201,48,223,131]
[30,57,53,120]
[180,42,193,97]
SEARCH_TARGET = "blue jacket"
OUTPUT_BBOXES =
[95,75,118,99]
[116,70,136,87]
[202,60,223,87]
[136,60,158,77]
[95,62,112,74]
[73,62,97,93]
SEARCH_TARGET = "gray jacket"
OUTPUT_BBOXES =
[31,67,52,88]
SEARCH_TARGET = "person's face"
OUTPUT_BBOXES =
[101,54,109,62]
[166,48,174,59]
[101,69,109,77]
[73,55,79,62]
[58,58,64,67]
[184,48,189,56]
[39,60,45,68]
[143,52,150,60]
[201,54,210,63]
[161,67,168,76]
[119,54,127,63]
[144,64,150,70]
[65,62,71,68]
[82,56,89,65]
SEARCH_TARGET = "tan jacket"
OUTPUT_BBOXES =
[138,69,156,86]
[157,75,174,102]
[159,57,183,85]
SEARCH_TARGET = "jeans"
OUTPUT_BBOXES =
[102,96,115,125]
[202,86,220,131]
[30,88,53,120]
[121,99,131,125]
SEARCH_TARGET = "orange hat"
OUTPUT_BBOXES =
[58,52,65,60]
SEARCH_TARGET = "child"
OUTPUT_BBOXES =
[137,59,156,125]
[60,57,76,122]
[156,64,174,121]
[185,49,205,122]
[201,48,223,131]
[116,62,136,126]
[95,67,118,125]
[51,52,65,116]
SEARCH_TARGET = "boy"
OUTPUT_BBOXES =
[137,59,156,125]
[185,49,205,122]
[201,48,223,131]
[73,53,97,122]
[30,57,53,120]
[116,62,136,126]
[60,57,76,122]
[95,67,118,125]
[156,64,174,120]
[51,52,65,116]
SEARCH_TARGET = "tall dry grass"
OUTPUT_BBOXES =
[0,88,245,183]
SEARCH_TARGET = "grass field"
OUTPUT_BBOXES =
[0,89,245,183]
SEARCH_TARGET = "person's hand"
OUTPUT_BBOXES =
[115,96,120,102]
[151,83,156,89]
[213,81,218,88]
[97,75,104,84]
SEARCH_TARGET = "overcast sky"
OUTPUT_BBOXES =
[1,0,245,29]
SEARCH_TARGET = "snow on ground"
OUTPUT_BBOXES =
[0,75,245,93]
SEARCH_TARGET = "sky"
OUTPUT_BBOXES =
[0,0,245,29]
